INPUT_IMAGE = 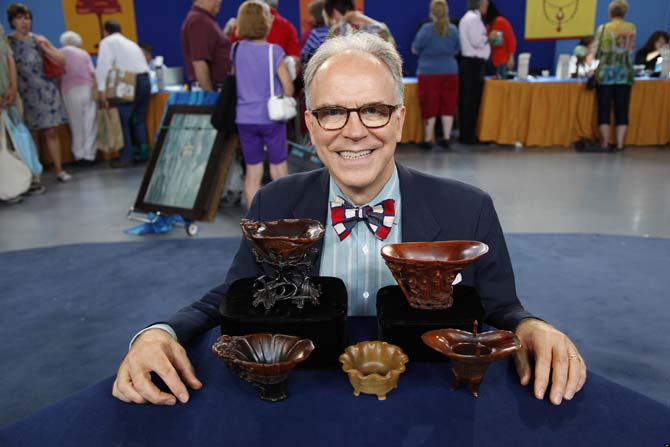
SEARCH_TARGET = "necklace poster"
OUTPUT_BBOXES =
[525,0,597,40]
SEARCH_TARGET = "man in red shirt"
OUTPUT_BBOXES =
[181,0,231,91]
[230,0,300,77]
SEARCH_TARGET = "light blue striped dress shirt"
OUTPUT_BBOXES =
[319,166,402,316]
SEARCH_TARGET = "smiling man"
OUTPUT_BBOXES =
[112,33,586,408]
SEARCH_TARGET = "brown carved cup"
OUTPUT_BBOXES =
[212,333,315,402]
[380,241,489,310]
[421,327,521,397]
[240,219,325,265]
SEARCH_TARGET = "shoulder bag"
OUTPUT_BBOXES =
[586,24,606,90]
[4,106,43,176]
[42,53,64,79]
[267,44,297,122]
[211,42,239,134]
[0,111,32,201]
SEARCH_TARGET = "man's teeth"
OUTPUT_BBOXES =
[340,150,372,159]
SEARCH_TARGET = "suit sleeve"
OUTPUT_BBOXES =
[473,194,535,330]
[163,192,264,343]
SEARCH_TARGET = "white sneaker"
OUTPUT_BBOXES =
[57,171,72,182]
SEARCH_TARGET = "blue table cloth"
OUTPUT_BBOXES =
[1,317,668,447]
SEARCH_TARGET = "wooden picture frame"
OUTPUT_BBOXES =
[133,105,236,222]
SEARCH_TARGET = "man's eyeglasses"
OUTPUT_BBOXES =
[310,103,400,130]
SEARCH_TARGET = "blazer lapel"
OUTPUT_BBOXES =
[397,163,442,242]
[290,168,330,272]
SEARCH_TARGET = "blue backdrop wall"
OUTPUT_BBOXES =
[2,1,669,75]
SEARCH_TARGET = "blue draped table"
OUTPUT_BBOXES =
[1,317,668,447]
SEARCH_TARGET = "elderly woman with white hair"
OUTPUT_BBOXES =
[59,30,97,164]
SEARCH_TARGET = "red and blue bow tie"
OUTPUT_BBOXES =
[330,196,395,241]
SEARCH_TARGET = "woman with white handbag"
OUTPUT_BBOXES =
[233,1,295,208]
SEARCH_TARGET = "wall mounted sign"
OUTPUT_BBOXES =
[525,0,597,40]
[62,0,138,54]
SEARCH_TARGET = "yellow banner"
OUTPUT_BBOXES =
[525,0,597,40]
[62,0,138,55]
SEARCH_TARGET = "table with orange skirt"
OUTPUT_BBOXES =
[476,77,670,147]
[400,77,424,144]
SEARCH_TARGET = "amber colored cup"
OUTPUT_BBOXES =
[422,327,521,397]
[380,241,489,310]
[240,218,324,264]
[212,333,315,402]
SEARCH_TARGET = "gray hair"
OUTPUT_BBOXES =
[467,0,482,10]
[60,30,82,47]
[263,0,278,8]
[252,0,272,20]
[303,33,404,109]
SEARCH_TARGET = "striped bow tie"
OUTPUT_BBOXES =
[330,196,395,241]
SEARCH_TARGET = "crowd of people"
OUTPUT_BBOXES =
[1,0,668,205]
[0,2,157,204]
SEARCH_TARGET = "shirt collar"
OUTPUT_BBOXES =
[192,5,216,20]
[329,163,400,207]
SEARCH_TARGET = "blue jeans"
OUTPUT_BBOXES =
[116,73,151,161]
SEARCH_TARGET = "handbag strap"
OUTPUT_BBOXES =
[268,44,275,97]
[231,42,239,73]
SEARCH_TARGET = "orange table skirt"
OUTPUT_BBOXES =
[477,79,670,147]
[40,92,171,165]
[401,79,424,144]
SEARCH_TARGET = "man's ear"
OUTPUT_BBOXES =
[304,109,314,134]
[394,105,406,142]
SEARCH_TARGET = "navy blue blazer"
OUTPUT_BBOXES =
[166,163,534,343]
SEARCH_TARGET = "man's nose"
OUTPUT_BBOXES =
[342,110,368,140]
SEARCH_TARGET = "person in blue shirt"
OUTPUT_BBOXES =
[301,0,330,67]
[112,33,586,409]
[412,0,460,150]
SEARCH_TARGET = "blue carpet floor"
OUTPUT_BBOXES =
[0,234,668,427]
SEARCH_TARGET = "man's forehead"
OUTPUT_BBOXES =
[316,50,388,76]
[310,50,395,103]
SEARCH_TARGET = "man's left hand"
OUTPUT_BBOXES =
[513,319,587,405]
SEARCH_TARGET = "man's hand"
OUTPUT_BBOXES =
[513,319,587,405]
[112,329,202,405]
[507,55,515,70]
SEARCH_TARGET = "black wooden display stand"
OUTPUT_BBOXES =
[376,285,485,361]
[219,277,348,367]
